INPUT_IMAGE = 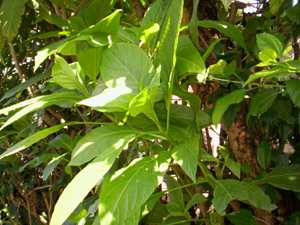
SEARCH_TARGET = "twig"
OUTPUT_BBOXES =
[8,42,34,96]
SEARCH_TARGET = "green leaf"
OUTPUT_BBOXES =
[212,179,276,215]
[256,33,283,56]
[197,20,246,49]
[172,129,199,182]
[0,0,28,41]
[225,157,241,179]
[212,89,245,124]
[286,80,300,108]
[245,67,292,85]
[258,48,277,64]
[99,152,170,225]
[79,43,158,112]
[70,125,138,166]
[0,124,65,160]
[42,153,67,181]
[155,0,183,86]
[78,47,103,81]
[0,92,82,131]
[51,56,88,95]
[226,209,257,225]
[261,165,300,192]
[175,36,206,78]
[50,152,120,225]
[269,0,285,15]
[257,141,272,170]
[248,89,278,118]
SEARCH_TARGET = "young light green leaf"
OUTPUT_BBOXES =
[258,48,278,64]
[175,36,206,79]
[197,20,246,49]
[70,125,138,166]
[172,129,199,182]
[0,0,28,41]
[286,80,300,108]
[257,33,283,56]
[99,152,170,225]
[50,152,120,225]
[257,141,272,170]
[212,179,276,215]
[261,165,300,192]
[248,89,278,118]
[212,89,245,124]
[0,92,82,131]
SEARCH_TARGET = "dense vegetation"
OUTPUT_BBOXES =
[1,0,300,224]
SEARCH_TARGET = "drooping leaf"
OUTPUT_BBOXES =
[212,179,276,215]
[98,152,170,225]
[0,92,82,131]
[257,141,272,170]
[175,36,206,79]
[256,33,283,56]
[172,129,199,182]
[261,165,300,192]
[0,0,28,41]
[212,89,245,124]
[225,157,241,179]
[70,125,138,166]
[197,20,246,49]
[248,89,278,118]
[286,80,300,108]
[50,152,121,225]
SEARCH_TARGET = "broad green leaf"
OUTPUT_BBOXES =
[257,141,272,170]
[0,92,82,131]
[101,43,152,91]
[212,179,276,215]
[286,80,300,108]
[208,59,227,75]
[0,124,65,160]
[0,0,27,41]
[248,89,278,118]
[42,153,67,181]
[70,125,138,166]
[99,152,170,225]
[50,152,120,225]
[256,33,283,56]
[172,129,199,182]
[185,193,206,212]
[175,36,206,78]
[261,165,300,192]
[225,157,241,179]
[78,47,103,81]
[165,176,185,214]
[197,20,246,49]
[79,43,158,112]
[52,56,88,95]
[212,89,245,124]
